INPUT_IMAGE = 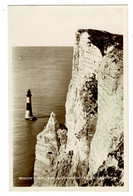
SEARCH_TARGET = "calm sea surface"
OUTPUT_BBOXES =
[12,47,73,187]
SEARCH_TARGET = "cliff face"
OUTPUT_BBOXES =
[33,29,123,187]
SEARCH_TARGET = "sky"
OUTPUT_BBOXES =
[8,5,127,46]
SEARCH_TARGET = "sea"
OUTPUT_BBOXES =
[12,47,73,187]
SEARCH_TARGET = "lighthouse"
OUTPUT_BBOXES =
[25,89,37,120]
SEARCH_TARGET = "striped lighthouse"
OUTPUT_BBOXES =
[25,89,37,120]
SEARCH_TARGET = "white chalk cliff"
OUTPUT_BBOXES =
[33,29,124,187]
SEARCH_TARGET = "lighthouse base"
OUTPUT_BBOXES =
[25,116,37,121]
[25,111,37,121]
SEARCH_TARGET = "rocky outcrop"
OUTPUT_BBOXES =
[33,29,123,187]
[33,112,60,186]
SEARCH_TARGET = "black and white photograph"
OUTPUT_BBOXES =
[8,5,128,191]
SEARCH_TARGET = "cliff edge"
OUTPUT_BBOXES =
[33,29,123,187]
